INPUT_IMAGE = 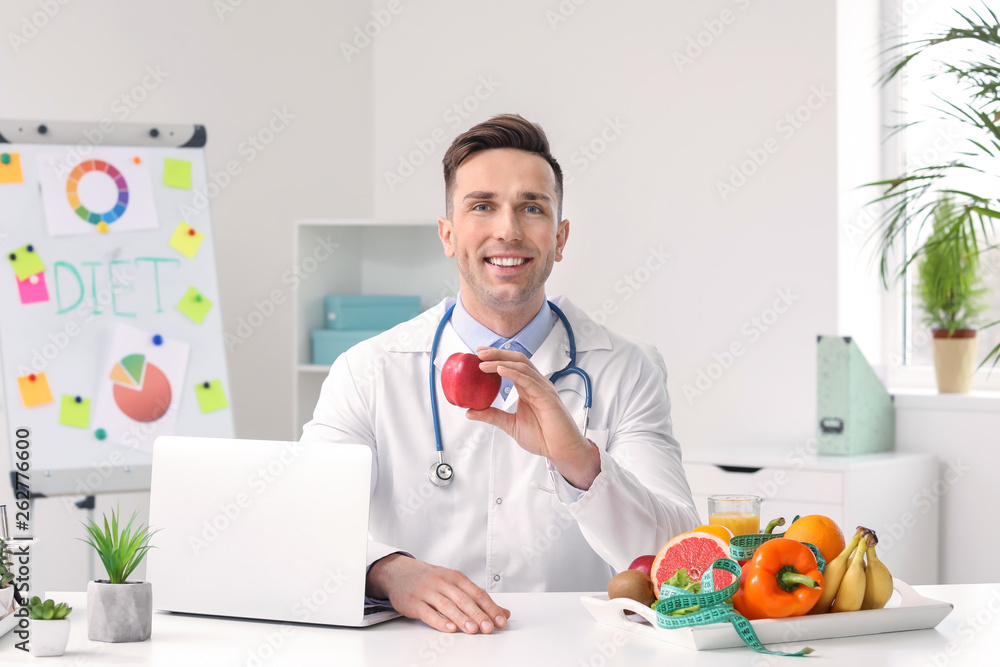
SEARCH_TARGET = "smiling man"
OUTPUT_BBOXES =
[301,114,698,634]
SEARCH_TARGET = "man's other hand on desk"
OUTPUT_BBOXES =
[366,554,511,633]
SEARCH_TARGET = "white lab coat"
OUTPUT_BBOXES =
[301,296,699,593]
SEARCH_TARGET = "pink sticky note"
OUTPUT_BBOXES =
[17,272,49,304]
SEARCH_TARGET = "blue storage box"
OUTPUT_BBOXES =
[325,295,421,330]
[312,329,383,365]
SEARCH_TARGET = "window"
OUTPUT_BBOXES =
[881,0,1000,389]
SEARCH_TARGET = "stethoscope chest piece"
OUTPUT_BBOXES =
[429,461,454,487]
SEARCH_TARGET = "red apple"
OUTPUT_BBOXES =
[628,555,655,578]
[441,352,502,411]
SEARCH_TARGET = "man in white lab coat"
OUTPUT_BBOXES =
[301,114,699,634]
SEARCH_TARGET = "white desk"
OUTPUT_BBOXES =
[1,586,997,665]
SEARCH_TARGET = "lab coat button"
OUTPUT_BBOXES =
[495,497,502,505]
[493,574,500,582]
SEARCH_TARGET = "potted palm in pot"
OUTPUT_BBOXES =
[917,197,988,392]
[80,505,157,643]
[27,597,73,657]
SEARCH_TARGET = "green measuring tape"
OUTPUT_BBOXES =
[653,537,826,656]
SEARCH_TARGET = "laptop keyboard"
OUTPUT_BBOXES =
[364,604,394,616]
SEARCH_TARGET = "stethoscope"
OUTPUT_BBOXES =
[428,300,593,487]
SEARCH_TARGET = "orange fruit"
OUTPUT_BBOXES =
[687,525,734,543]
[782,515,845,566]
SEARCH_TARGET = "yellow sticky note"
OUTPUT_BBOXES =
[195,380,229,413]
[169,221,205,259]
[59,395,91,428]
[0,152,24,184]
[177,286,213,324]
[17,373,54,407]
[163,158,192,189]
[7,244,45,281]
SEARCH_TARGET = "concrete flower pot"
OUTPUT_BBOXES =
[30,618,71,657]
[932,329,978,393]
[87,580,152,643]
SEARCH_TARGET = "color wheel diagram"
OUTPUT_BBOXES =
[110,353,171,422]
[37,148,159,237]
[66,160,129,224]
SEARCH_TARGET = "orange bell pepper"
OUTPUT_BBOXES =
[732,538,824,620]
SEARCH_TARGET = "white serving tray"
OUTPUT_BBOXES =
[581,578,953,651]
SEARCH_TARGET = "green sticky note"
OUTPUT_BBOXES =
[59,395,91,428]
[163,158,192,189]
[177,286,213,324]
[195,380,229,413]
[169,221,205,259]
[7,244,45,281]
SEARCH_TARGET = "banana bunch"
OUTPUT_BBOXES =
[809,526,893,614]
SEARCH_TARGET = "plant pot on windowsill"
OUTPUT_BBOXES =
[933,329,977,393]
[87,580,152,643]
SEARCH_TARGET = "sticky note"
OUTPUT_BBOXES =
[7,244,45,281]
[59,395,91,428]
[163,158,192,189]
[0,152,24,184]
[177,286,213,324]
[17,271,49,304]
[169,221,205,259]
[17,373,54,407]
[195,380,229,413]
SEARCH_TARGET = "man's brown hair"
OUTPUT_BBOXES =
[442,114,563,220]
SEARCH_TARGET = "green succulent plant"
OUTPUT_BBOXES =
[27,597,72,620]
[0,538,13,588]
[916,196,989,334]
[79,505,158,585]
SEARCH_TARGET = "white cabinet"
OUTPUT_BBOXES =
[683,450,940,584]
[291,220,456,437]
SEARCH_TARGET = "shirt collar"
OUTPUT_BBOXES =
[452,294,556,357]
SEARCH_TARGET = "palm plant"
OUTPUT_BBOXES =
[866,4,1000,364]
[80,505,157,584]
[917,196,988,333]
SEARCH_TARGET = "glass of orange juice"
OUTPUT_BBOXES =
[708,495,761,536]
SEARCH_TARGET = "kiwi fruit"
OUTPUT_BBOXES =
[607,569,656,607]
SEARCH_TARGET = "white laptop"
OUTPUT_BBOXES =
[146,436,400,626]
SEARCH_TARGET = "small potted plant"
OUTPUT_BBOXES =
[916,197,988,393]
[80,505,157,643]
[27,597,73,657]
[0,538,15,616]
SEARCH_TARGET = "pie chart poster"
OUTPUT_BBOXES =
[93,323,190,453]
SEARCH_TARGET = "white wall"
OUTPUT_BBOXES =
[0,0,374,593]
[373,0,840,456]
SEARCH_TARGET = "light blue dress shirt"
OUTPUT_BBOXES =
[450,295,557,402]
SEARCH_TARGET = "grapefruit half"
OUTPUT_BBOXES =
[651,531,733,598]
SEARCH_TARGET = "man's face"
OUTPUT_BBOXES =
[438,148,568,319]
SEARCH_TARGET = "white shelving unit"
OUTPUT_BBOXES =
[291,219,456,438]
